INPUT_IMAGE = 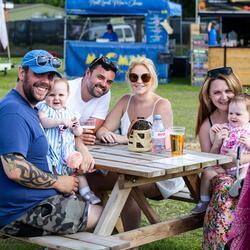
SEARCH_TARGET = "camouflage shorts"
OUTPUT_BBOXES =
[0,194,89,237]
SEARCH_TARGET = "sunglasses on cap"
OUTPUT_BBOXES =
[129,73,151,83]
[207,67,233,78]
[89,56,119,73]
[23,55,62,68]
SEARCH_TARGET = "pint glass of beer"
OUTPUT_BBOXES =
[170,127,185,156]
[80,117,96,132]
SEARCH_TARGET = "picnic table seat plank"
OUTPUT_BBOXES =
[169,187,196,203]
[16,235,109,250]
[0,232,130,250]
[115,214,204,249]
[65,232,130,250]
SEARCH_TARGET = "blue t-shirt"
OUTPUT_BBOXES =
[208,28,218,46]
[102,32,118,42]
[0,89,57,227]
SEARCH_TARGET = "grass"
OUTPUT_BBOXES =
[0,58,202,250]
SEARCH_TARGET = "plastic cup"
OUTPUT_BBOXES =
[170,127,185,156]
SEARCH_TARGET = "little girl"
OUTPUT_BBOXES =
[37,78,100,204]
[192,94,250,214]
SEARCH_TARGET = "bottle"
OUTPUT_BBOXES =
[151,114,166,153]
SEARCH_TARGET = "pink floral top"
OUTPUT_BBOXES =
[220,122,250,175]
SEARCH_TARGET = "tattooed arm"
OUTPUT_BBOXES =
[0,153,79,194]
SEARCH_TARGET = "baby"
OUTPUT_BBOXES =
[192,94,250,214]
[37,78,100,204]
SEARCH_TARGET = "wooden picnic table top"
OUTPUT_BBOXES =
[89,144,232,178]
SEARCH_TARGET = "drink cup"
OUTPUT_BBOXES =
[170,127,185,156]
[80,118,96,133]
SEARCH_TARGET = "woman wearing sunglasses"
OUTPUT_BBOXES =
[96,57,172,144]
[95,57,185,229]
[195,67,250,249]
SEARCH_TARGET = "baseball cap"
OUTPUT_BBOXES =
[21,50,62,77]
[107,24,113,30]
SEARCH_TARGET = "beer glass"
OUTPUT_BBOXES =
[170,127,185,156]
[80,117,96,132]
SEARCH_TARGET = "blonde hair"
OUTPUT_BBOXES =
[229,93,250,114]
[53,77,70,93]
[126,57,158,91]
[195,73,242,135]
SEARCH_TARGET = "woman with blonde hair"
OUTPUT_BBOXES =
[97,57,173,143]
[91,57,185,229]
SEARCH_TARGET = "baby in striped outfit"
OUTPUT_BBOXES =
[37,78,100,204]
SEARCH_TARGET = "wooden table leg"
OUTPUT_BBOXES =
[131,187,161,224]
[94,180,131,236]
[183,174,200,202]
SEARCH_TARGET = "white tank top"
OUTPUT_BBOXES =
[120,95,162,135]
[119,95,185,198]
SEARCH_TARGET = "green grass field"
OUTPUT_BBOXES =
[0,58,203,250]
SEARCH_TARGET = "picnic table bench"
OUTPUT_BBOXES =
[0,144,232,249]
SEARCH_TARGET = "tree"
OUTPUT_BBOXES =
[13,0,65,8]
[171,0,195,18]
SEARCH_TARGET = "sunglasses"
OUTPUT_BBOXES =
[24,56,62,68]
[129,73,151,83]
[207,67,233,78]
[89,56,119,73]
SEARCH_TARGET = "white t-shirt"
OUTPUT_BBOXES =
[66,77,111,123]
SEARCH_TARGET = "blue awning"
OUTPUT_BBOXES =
[65,0,182,17]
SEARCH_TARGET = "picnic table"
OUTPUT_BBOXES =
[0,144,233,250]
[88,144,233,249]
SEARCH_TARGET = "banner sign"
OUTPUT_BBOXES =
[66,0,168,15]
[65,41,169,83]
[146,14,168,44]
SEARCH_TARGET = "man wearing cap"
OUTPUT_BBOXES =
[0,50,102,237]
[67,56,119,145]
[102,24,118,42]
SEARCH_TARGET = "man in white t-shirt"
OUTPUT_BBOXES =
[67,56,118,144]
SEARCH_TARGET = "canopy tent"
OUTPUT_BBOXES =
[65,0,181,17]
[64,0,182,82]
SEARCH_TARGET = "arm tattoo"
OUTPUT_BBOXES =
[2,154,57,189]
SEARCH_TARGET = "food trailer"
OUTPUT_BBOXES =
[197,0,250,86]
[64,0,181,83]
